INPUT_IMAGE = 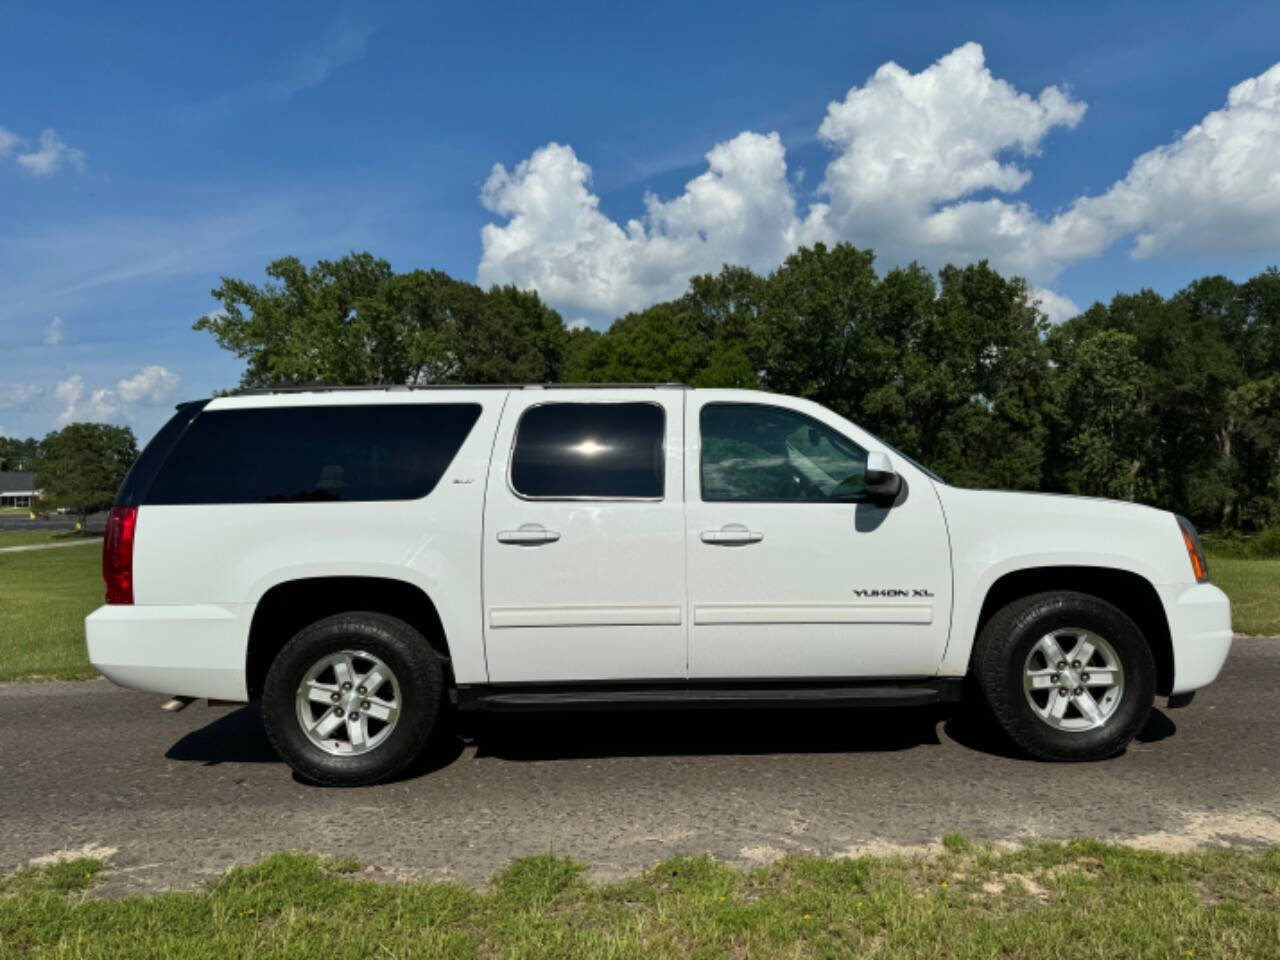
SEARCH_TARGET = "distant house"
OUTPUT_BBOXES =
[0,471,38,509]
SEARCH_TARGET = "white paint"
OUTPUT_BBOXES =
[86,385,1232,706]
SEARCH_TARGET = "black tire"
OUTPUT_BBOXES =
[972,591,1155,761]
[262,612,444,786]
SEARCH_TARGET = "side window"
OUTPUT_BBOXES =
[700,403,868,502]
[510,402,664,499]
[144,404,482,504]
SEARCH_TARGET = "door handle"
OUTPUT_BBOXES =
[701,526,763,545]
[497,525,561,545]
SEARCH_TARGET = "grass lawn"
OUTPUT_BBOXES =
[0,529,99,549]
[0,538,101,681]
[1,841,1278,958]
[1205,553,1280,636]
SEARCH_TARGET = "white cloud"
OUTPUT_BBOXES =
[16,129,86,176]
[0,126,19,156]
[43,315,64,346]
[116,365,179,405]
[476,44,1280,322]
[1065,60,1280,260]
[55,366,179,425]
[1030,288,1081,325]
[0,383,43,410]
[478,133,830,317]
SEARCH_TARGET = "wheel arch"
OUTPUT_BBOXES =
[972,566,1174,696]
[245,576,451,701]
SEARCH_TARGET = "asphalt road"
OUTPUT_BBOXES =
[3,637,1278,894]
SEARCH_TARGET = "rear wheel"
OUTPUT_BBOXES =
[973,591,1155,761]
[262,612,444,786]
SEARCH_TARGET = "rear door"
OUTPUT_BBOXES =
[684,392,952,679]
[482,389,687,682]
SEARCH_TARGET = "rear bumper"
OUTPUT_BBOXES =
[1159,582,1233,695]
[85,603,250,701]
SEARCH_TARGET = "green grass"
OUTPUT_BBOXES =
[0,539,101,681]
[1,842,1278,958]
[0,529,99,549]
[1207,552,1280,636]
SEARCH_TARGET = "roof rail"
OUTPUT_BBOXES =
[228,382,692,396]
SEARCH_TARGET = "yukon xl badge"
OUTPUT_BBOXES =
[853,588,935,598]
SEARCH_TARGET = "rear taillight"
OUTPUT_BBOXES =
[103,505,137,604]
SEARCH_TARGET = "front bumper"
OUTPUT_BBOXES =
[1160,582,1233,695]
[85,603,250,701]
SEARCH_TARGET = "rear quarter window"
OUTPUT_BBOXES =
[143,404,482,505]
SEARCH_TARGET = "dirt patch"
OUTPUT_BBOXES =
[1126,812,1280,852]
[28,843,117,867]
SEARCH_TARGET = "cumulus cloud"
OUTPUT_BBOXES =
[16,129,86,176]
[477,44,1280,323]
[116,365,180,405]
[43,315,64,346]
[0,126,19,156]
[478,133,830,317]
[1030,288,1081,326]
[1066,60,1280,260]
[55,366,179,424]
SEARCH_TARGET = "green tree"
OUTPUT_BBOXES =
[0,436,40,472]
[36,423,138,522]
[195,253,571,387]
[1052,330,1153,501]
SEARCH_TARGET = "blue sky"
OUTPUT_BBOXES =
[3,0,1280,442]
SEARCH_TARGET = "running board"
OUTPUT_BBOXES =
[457,679,964,713]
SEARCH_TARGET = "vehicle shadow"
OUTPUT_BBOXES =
[167,701,1178,779]
[942,706,1177,760]
[164,702,467,780]
[466,705,952,762]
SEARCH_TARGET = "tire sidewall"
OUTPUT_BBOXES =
[985,593,1155,760]
[262,613,441,786]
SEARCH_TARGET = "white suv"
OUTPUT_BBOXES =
[86,385,1232,785]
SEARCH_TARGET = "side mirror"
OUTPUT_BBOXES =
[865,451,902,502]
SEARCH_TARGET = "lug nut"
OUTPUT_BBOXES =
[1059,688,1068,697]
[330,692,340,702]
[1056,660,1067,670]
[1081,672,1091,682]
[1072,660,1081,669]
[1051,673,1060,683]
[333,707,344,717]
[1073,687,1083,696]
[342,681,352,691]
[361,700,370,710]
[357,686,367,695]
[349,711,359,722]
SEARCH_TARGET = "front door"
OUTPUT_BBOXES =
[482,389,687,683]
[684,394,952,679]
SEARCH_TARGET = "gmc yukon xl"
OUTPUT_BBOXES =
[86,385,1232,785]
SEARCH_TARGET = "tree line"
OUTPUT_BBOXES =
[196,248,1280,533]
[6,245,1276,531]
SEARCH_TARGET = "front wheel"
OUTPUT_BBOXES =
[973,591,1155,761]
[262,612,444,786]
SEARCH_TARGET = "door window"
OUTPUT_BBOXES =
[510,402,665,499]
[700,403,868,502]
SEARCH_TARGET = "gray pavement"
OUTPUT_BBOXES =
[2,637,1277,894]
